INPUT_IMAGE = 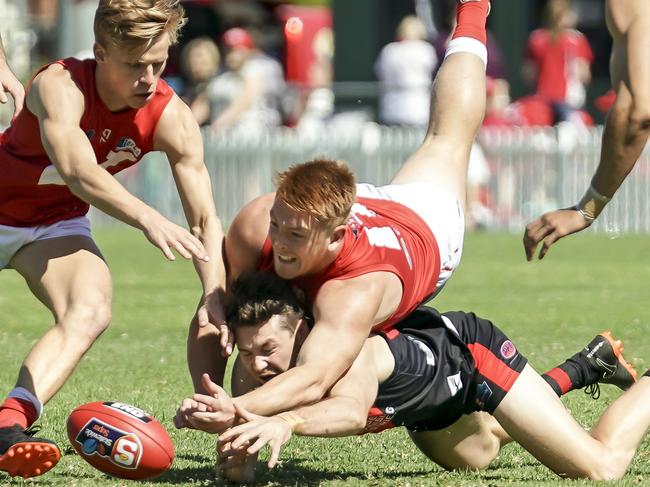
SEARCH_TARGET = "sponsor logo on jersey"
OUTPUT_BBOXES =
[103,402,153,423]
[75,418,143,469]
[446,372,463,396]
[500,340,516,360]
[115,137,142,158]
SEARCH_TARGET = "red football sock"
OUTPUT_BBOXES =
[0,397,38,429]
[452,0,489,45]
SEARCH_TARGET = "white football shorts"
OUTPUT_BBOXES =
[0,216,92,269]
[356,182,465,296]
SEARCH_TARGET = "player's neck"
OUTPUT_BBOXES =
[94,65,131,112]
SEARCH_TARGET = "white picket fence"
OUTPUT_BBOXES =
[89,125,650,233]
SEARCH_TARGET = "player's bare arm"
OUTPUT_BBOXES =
[233,272,398,417]
[218,336,384,473]
[0,34,24,117]
[28,64,208,262]
[154,94,230,388]
[524,0,650,261]
[224,193,275,281]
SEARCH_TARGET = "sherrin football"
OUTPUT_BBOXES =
[67,401,174,480]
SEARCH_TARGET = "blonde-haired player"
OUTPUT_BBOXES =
[0,1,226,478]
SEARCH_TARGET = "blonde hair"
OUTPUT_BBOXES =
[94,0,186,50]
[275,159,356,228]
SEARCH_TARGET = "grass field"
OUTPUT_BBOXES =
[0,228,648,486]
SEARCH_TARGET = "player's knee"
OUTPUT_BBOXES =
[60,298,112,344]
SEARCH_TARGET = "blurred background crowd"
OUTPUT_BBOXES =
[0,0,613,131]
[2,0,640,233]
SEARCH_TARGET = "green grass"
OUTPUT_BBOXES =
[0,228,649,486]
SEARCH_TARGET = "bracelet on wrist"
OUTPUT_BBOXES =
[575,185,611,222]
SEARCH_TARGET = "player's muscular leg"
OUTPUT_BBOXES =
[407,412,510,470]
[8,236,112,404]
[391,51,486,206]
[494,365,650,479]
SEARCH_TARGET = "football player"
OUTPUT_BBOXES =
[186,272,646,482]
[0,1,226,478]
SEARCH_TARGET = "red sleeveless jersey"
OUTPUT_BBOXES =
[257,195,441,331]
[0,57,174,227]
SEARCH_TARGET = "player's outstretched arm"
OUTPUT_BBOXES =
[154,94,231,388]
[0,34,24,117]
[30,64,209,262]
[231,275,384,420]
[217,340,379,475]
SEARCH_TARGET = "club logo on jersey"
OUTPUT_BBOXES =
[75,418,143,469]
[500,340,517,360]
[103,402,153,423]
[85,129,95,140]
[115,137,142,158]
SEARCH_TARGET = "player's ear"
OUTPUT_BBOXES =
[327,224,347,250]
[94,42,107,63]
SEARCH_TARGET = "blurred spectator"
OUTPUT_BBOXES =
[205,27,284,135]
[179,37,221,126]
[523,0,593,125]
[374,16,437,127]
[295,26,334,136]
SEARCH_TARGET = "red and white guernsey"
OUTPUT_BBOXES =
[0,57,174,227]
[257,192,441,332]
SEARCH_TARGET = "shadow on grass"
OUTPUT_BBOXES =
[150,457,430,486]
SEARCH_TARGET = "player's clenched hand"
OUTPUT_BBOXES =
[523,207,591,260]
[181,374,236,433]
[218,404,292,469]
[196,291,232,356]
[0,62,25,118]
[173,397,209,429]
[140,210,209,262]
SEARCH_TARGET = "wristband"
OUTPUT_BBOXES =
[276,411,304,432]
[575,185,611,222]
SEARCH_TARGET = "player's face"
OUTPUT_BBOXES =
[94,33,170,110]
[268,198,335,280]
[235,315,302,384]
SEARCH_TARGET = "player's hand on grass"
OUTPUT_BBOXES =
[523,207,591,260]
[0,61,24,118]
[196,291,232,356]
[218,403,292,469]
[140,210,209,262]
[216,439,256,483]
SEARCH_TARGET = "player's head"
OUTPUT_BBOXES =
[226,272,309,384]
[270,159,356,279]
[93,0,186,108]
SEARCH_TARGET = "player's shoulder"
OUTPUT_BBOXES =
[28,62,84,116]
[229,193,275,245]
[32,62,78,92]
